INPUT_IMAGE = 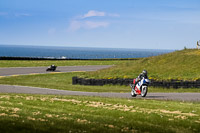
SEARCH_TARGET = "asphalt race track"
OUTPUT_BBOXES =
[0,66,200,102]
[0,65,112,76]
[0,85,199,102]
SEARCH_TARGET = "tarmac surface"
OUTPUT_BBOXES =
[0,66,200,102]
[0,85,199,102]
[0,65,112,76]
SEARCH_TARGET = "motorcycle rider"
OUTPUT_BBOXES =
[133,70,148,89]
[51,64,55,68]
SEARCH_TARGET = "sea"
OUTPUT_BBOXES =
[0,45,174,59]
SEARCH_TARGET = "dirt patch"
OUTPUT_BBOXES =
[77,119,90,124]
[33,111,41,115]
[27,117,36,121]
[195,120,200,123]
[25,96,35,101]
[0,95,10,100]
[45,114,53,118]
[159,109,198,117]
[85,101,135,112]
[9,114,19,117]
[104,124,115,128]
[51,98,82,104]
[37,118,46,122]
[0,113,7,116]
[12,108,20,113]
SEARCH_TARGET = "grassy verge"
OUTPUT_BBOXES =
[0,60,126,67]
[0,72,128,92]
[0,72,200,93]
[80,49,200,80]
[0,93,199,133]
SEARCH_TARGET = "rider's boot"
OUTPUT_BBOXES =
[133,83,137,92]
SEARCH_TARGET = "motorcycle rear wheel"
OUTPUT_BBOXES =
[131,90,137,97]
[131,88,137,97]
[130,84,137,97]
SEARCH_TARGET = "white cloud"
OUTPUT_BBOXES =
[80,10,120,19]
[82,10,105,19]
[0,12,31,17]
[67,10,119,32]
[15,13,31,17]
[84,21,109,29]
[68,20,109,32]
[68,21,81,32]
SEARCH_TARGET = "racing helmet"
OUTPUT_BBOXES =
[142,70,147,76]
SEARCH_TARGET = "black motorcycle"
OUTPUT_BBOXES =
[46,65,57,71]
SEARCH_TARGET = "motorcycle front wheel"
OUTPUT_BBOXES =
[141,86,148,97]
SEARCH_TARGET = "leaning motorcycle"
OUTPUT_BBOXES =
[46,65,57,71]
[130,77,150,97]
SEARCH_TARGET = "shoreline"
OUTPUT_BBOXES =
[0,56,140,60]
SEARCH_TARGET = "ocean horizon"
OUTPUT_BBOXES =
[0,44,174,59]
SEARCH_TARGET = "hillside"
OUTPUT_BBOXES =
[80,49,200,80]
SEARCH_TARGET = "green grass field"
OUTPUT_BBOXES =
[0,60,126,67]
[80,49,200,80]
[0,93,199,133]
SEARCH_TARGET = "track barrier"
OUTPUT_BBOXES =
[72,77,200,89]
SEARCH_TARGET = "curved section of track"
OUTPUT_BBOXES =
[0,85,199,102]
[0,65,112,76]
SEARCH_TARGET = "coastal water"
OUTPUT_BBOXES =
[0,45,173,59]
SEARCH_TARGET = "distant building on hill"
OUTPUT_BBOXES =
[197,41,200,49]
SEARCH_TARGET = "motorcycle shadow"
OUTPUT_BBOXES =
[144,96,165,98]
[46,70,61,72]
[53,70,61,72]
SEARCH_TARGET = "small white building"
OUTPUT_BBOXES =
[61,56,67,59]
[197,41,200,49]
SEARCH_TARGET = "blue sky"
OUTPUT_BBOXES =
[0,0,200,50]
